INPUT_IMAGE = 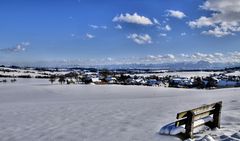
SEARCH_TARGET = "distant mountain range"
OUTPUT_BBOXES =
[93,61,240,71]
[1,60,240,71]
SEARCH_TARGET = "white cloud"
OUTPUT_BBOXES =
[104,52,240,64]
[0,42,30,53]
[138,52,230,63]
[166,10,186,19]
[214,52,224,57]
[85,33,95,39]
[230,52,240,62]
[107,57,113,61]
[164,25,172,31]
[188,16,213,28]
[14,45,27,52]
[113,13,153,26]
[193,52,209,58]
[188,0,240,37]
[144,55,159,62]
[163,54,175,59]
[190,52,225,62]
[21,42,30,46]
[181,32,187,36]
[89,25,107,29]
[201,26,233,37]
[101,26,107,29]
[159,33,167,37]
[128,52,228,64]
[70,33,76,37]
[127,33,152,45]
[200,0,240,13]
[77,52,240,64]
[89,25,98,29]
[156,23,172,32]
[142,54,176,63]
[19,51,240,66]
[153,18,160,25]
[115,24,122,29]
[180,53,190,58]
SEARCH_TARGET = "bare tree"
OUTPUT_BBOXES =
[58,75,66,84]
[49,75,56,84]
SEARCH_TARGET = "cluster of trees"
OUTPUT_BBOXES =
[116,74,131,84]
[49,75,58,84]
[0,79,17,83]
[48,71,219,89]
[49,72,87,85]
[49,72,130,85]
[0,74,32,78]
[17,75,32,78]
[0,79,7,83]
[168,76,218,89]
[192,77,218,88]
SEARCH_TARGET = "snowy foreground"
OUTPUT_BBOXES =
[0,79,240,141]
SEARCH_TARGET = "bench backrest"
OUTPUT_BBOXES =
[175,101,221,126]
[175,101,222,139]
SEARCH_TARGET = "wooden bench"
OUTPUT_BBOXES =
[175,101,222,139]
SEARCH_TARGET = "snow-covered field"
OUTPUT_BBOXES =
[0,79,240,141]
[226,71,240,76]
[0,67,67,77]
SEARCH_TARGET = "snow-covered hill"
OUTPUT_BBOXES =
[0,79,239,141]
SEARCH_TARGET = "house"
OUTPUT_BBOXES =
[125,77,135,85]
[203,77,219,87]
[91,77,101,83]
[66,78,76,84]
[217,80,238,87]
[134,78,146,85]
[146,79,159,86]
[105,76,117,84]
[170,77,193,87]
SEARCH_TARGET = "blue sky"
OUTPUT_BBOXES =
[0,0,240,66]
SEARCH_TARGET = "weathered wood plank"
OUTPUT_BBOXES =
[176,101,221,119]
[174,101,222,140]
[194,110,214,121]
[175,118,187,127]
[177,106,213,119]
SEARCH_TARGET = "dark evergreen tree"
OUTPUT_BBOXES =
[193,77,205,89]
[206,77,218,88]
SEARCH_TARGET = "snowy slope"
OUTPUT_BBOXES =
[0,67,67,77]
[226,71,240,76]
[0,79,240,141]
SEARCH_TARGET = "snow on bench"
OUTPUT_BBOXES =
[160,101,222,139]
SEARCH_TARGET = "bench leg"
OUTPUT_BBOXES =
[213,102,222,128]
[185,111,195,139]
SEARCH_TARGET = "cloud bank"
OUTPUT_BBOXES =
[127,33,152,44]
[0,42,30,53]
[113,13,153,26]
[166,10,186,19]
[85,33,95,39]
[188,0,240,37]
[89,25,107,29]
